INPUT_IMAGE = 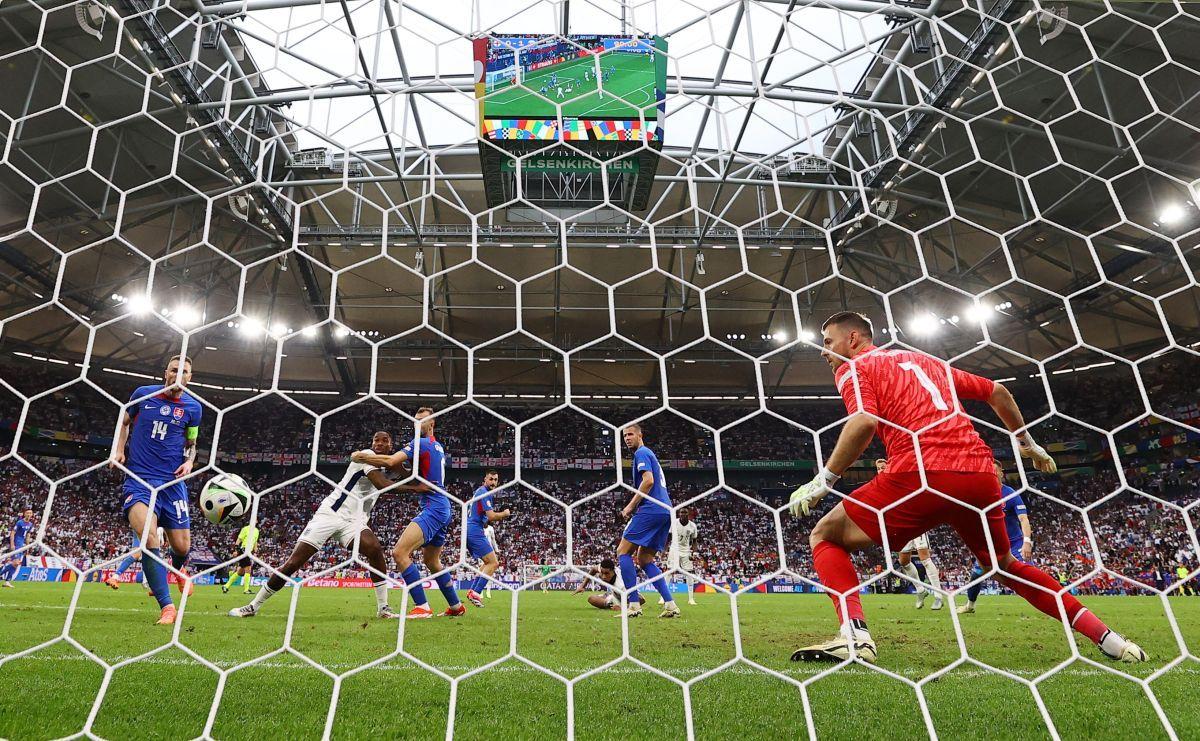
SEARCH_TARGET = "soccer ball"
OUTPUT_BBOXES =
[200,474,253,525]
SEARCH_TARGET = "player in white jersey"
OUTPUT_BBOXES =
[575,558,644,610]
[483,524,498,598]
[673,510,699,605]
[229,432,399,618]
[877,458,943,610]
[660,509,700,606]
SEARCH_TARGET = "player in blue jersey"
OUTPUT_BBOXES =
[615,424,679,618]
[464,470,512,607]
[1,508,35,588]
[958,461,1033,614]
[109,355,202,625]
[352,407,465,619]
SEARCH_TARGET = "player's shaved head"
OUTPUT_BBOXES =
[414,407,435,435]
[622,424,643,448]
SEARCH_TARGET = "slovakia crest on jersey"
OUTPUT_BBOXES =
[159,405,171,416]
[173,407,185,420]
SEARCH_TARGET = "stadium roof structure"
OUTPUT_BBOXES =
[1,0,1198,402]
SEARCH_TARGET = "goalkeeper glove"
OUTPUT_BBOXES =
[1018,433,1057,473]
[788,467,840,517]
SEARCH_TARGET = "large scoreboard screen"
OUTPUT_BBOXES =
[472,34,667,142]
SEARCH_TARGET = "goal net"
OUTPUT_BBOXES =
[0,0,1197,738]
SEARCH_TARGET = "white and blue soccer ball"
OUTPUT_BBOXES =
[200,474,253,526]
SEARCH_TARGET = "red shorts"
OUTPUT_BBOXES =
[842,471,1010,564]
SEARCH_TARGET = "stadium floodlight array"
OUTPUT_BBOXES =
[0,0,1198,738]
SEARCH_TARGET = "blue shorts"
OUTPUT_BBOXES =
[412,506,451,548]
[623,509,671,552]
[8,549,26,566]
[122,479,190,530]
[466,526,494,559]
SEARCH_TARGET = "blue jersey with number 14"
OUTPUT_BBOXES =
[126,385,202,482]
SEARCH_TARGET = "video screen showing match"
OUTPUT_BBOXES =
[473,34,667,141]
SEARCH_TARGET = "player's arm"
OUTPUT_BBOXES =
[174,425,199,477]
[622,470,654,520]
[351,448,412,471]
[824,415,878,477]
[975,379,1056,473]
[109,410,133,468]
[485,506,511,523]
[790,368,879,517]
[1018,513,1033,560]
[573,566,597,594]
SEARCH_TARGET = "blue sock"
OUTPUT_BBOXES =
[471,575,486,593]
[642,562,674,604]
[0,564,12,580]
[401,564,428,607]
[913,559,929,583]
[141,555,172,608]
[114,556,136,576]
[618,554,640,605]
[435,572,460,607]
[966,564,985,602]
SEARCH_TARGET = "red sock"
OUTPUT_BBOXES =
[812,541,866,624]
[999,561,1108,645]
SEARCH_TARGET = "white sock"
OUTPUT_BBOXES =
[686,580,694,600]
[250,586,275,609]
[1098,630,1127,657]
[374,581,388,609]
[901,562,922,588]
[843,619,872,642]
[925,561,943,593]
[665,599,677,609]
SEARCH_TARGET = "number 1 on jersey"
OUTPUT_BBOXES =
[898,361,950,411]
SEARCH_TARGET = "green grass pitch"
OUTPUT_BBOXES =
[483,53,659,120]
[0,583,1197,740]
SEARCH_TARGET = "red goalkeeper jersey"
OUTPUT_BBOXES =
[834,345,996,474]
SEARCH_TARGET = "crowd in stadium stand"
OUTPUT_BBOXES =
[1,354,1197,597]
[1,452,1195,597]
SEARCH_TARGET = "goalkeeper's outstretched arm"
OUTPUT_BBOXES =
[986,382,1057,473]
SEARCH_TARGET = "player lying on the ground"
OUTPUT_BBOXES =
[661,509,699,606]
[105,529,162,594]
[352,408,464,619]
[109,355,202,625]
[788,312,1145,665]
[229,431,400,618]
[959,461,1034,614]
[223,522,260,595]
[464,470,512,607]
[1,508,34,588]
[615,424,680,619]
[878,459,944,610]
[574,558,644,610]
